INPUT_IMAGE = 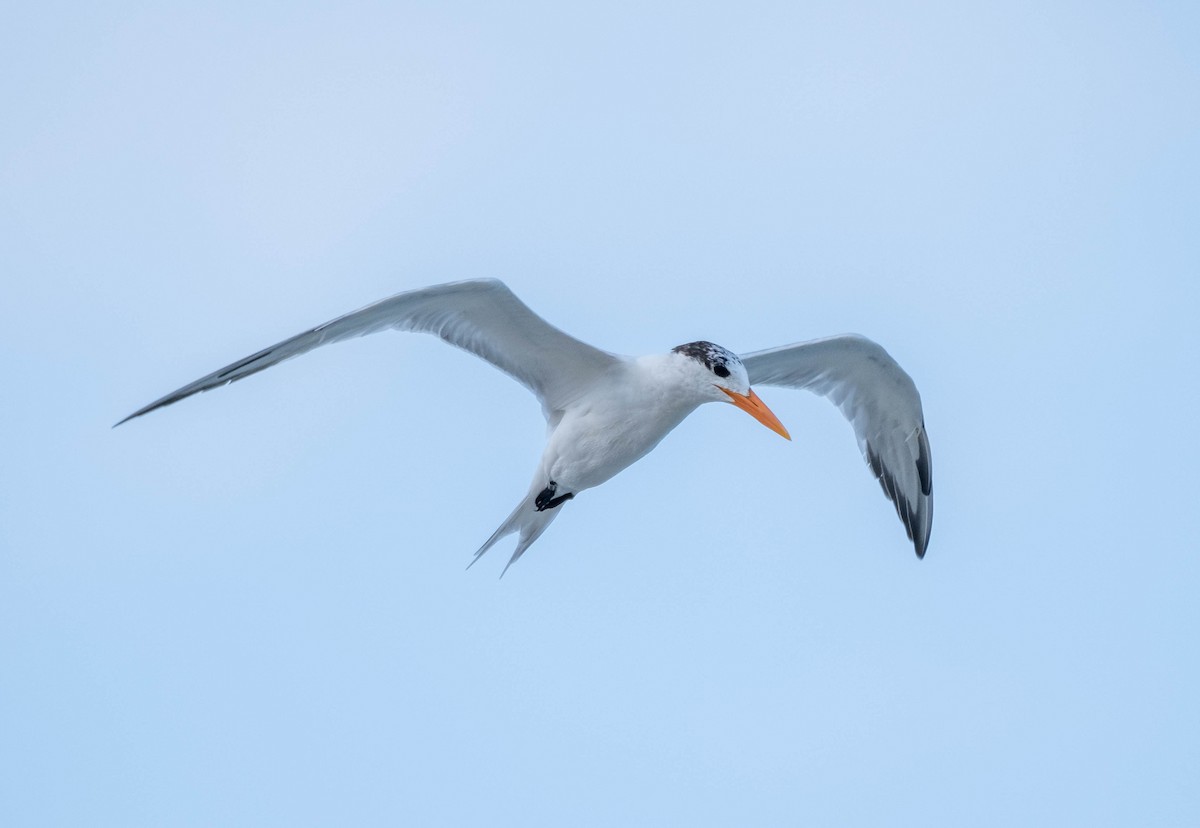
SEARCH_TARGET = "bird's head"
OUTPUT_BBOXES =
[671,341,791,440]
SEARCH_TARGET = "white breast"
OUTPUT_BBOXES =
[537,357,701,493]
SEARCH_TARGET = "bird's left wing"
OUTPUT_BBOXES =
[117,279,621,425]
[740,335,933,558]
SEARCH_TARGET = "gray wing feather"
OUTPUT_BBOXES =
[741,335,933,558]
[117,279,619,425]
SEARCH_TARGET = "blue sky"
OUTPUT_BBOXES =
[2,2,1198,825]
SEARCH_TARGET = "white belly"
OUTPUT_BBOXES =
[538,389,697,493]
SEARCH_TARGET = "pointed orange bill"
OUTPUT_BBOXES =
[718,387,791,440]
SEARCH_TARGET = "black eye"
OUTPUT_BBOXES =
[713,364,730,378]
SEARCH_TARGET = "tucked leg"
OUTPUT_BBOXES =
[534,481,575,512]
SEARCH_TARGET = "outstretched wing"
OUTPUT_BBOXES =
[740,335,933,558]
[117,279,621,425]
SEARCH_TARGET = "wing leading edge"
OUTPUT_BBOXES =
[116,279,620,426]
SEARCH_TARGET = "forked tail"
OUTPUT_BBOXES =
[468,493,563,577]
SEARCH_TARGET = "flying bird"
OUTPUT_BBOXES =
[118,279,932,572]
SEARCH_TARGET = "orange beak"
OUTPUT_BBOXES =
[718,387,791,440]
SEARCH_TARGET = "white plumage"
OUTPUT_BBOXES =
[118,279,933,572]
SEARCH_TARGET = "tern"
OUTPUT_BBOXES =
[118,279,932,572]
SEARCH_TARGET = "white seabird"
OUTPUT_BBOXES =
[118,279,933,572]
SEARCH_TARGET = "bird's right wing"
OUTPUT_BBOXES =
[741,335,933,558]
[117,279,621,425]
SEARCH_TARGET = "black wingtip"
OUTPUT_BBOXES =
[112,407,149,428]
[111,394,186,428]
[913,520,931,559]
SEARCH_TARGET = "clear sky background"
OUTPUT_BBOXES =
[2,2,1198,826]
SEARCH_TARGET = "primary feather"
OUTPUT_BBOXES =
[741,335,933,558]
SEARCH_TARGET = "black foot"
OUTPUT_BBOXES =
[535,481,575,512]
